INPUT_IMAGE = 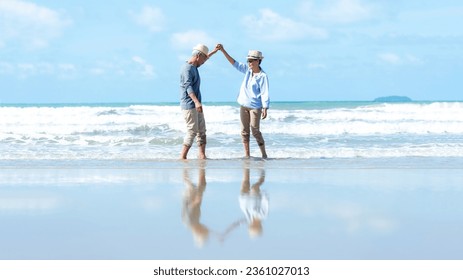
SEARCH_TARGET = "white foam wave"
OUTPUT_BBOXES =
[1,102,463,160]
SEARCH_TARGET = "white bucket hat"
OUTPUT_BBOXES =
[247,50,264,60]
[193,44,209,56]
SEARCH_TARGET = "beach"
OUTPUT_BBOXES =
[1,102,463,261]
[1,158,462,260]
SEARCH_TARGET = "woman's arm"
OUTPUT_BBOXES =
[217,44,235,65]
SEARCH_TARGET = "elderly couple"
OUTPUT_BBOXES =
[180,43,270,160]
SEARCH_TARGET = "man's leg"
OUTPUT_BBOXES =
[181,109,198,159]
[197,112,207,159]
[180,145,191,160]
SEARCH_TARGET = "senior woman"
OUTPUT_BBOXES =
[218,44,269,159]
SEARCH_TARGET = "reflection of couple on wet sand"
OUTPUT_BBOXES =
[222,168,268,241]
[181,166,268,247]
[181,167,209,247]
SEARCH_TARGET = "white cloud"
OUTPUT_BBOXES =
[89,68,105,76]
[3,62,78,79]
[170,30,215,50]
[17,63,36,78]
[37,62,54,75]
[0,58,158,80]
[130,6,165,32]
[0,62,14,74]
[58,63,76,72]
[0,0,71,49]
[404,54,423,65]
[319,0,372,23]
[132,56,144,64]
[58,63,77,79]
[308,63,328,70]
[88,61,129,78]
[297,0,374,24]
[378,52,423,65]
[379,53,401,64]
[241,8,327,42]
[132,56,155,78]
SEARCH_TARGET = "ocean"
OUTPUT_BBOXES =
[1,101,463,167]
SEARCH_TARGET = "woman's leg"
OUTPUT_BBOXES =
[240,106,251,158]
[250,109,267,159]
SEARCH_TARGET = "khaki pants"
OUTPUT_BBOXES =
[183,109,206,146]
[240,106,265,146]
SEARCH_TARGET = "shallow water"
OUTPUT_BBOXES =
[1,159,462,260]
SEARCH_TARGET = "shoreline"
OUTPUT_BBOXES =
[1,156,463,169]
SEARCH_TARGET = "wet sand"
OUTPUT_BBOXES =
[1,159,462,260]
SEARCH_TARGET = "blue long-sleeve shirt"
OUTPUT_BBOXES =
[233,61,270,109]
[179,62,201,110]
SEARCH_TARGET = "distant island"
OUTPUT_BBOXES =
[373,96,412,102]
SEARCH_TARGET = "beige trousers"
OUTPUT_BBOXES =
[240,106,265,146]
[183,109,206,146]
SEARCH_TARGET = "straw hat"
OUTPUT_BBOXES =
[193,44,209,56]
[247,50,264,60]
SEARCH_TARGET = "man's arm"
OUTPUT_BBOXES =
[207,44,221,58]
[188,92,203,113]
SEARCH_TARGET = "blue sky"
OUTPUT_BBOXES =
[1,0,462,103]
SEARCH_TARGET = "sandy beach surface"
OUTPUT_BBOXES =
[1,158,462,260]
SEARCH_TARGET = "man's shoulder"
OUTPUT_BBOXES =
[181,62,196,71]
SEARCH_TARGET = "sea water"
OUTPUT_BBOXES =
[1,101,463,167]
